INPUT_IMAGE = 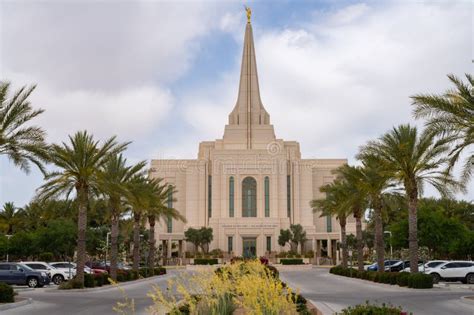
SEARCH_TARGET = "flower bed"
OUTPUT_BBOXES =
[339,301,405,314]
[329,265,433,289]
[194,258,219,265]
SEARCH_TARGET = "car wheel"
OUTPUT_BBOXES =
[431,273,440,284]
[53,274,64,285]
[27,277,39,288]
[466,273,474,285]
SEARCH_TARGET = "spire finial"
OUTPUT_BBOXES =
[245,6,251,23]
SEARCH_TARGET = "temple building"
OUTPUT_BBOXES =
[150,12,358,263]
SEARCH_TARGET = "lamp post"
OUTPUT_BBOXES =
[104,232,111,267]
[384,231,393,260]
[6,235,12,262]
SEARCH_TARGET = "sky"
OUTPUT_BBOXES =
[0,0,472,207]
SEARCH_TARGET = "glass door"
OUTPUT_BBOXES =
[242,237,257,258]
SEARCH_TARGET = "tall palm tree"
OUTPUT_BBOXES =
[99,154,146,280]
[127,175,150,272]
[411,74,473,184]
[0,202,20,234]
[36,131,128,284]
[334,165,367,272]
[0,82,48,173]
[146,179,185,269]
[311,179,351,268]
[359,124,458,272]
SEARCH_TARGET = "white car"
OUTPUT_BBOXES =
[402,260,447,273]
[22,261,69,285]
[49,262,93,279]
[427,261,474,284]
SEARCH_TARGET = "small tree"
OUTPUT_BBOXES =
[199,227,213,253]
[184,228,201,253]
[290,224,307,253]
[278,229,291,249]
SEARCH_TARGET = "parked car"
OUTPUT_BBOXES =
[427,261,474,284]
[402,260,447,273]
[0,262,50,288]
[86,261,131,273]
[50,262,102,277]
[389,260,424,272]
[367,260,401,271]
[22,261,69,285]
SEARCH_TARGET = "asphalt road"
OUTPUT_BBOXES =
[280,267,474,315]
[5,271,181,315]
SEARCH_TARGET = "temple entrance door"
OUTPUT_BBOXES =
[242,237,257,258]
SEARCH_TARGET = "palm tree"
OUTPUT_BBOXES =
[334,165,367,272]
[0,82,48,173]
[127,175,150,272]
[146,179,185,269]
[311,179,351,268]
[359,124,458,272]
[36,131,128,284]
[99,154,146,280]
[411,74,473,184]
[0,202,21,234]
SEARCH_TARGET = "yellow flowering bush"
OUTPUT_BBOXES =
[147,260,299,315]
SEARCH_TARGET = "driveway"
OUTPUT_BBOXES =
[4,271,179,315]
[280,267,474,315]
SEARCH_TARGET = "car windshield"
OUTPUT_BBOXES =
[18,264,33,271]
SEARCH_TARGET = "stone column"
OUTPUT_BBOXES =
[311,237,316,264]
[327,238,332,264]
[178,240,183,258]
[167,238,172,258]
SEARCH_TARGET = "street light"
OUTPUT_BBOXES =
[5,235,12,262]
[104,232,111,267]
[384,231,393,260]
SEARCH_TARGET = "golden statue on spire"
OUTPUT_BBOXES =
[245,6,251,23]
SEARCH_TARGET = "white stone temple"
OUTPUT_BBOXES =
[150,13,359,263]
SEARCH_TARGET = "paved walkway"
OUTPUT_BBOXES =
[280,267,474,315]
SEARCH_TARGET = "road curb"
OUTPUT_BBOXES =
[44,274,171,293]
[0,297,32,311]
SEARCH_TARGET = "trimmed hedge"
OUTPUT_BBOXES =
[330,266,433,289]
[194,258,218,265]
[154,267,167,275]
[84,274,96,288]
[0,283,15,303]
[280,258,304,265]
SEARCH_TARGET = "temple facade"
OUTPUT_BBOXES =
[150,16,359,263]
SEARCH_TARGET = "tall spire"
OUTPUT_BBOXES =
[228,8,270,149]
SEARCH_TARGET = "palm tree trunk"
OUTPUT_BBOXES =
[75,187,88,285]
[408,191,419,273]
[148,215,156,270]
[132,212,141,272]
[110,212,119,280]
[374,203,385,272]
[355,213,364,272]
[340,219,348,268]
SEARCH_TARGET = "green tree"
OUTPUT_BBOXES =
[359,124,459,272]
[199,227,213,253]
[311,180,350,267]
[411,74,473,184]
[278,229,292,249]
[99,154,146,280]
[0,202,21,234]
[0,82,48,173]
[184,228,201,253]
[290,224,307,255]
[36,131,128,285]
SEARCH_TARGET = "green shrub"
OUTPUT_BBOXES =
[340,301,403,315]
[58,278,84,290]
[408,273,433,289]
[154,267,167,275]
[397,272,410,287]
[304,250,314,258]
[84,274,96,288]
[0,283,15,303]
[280,258,304,265]
[102,273,110,285]
[194,258,218,265]
[129,270,139,280]
[94,274,103,287]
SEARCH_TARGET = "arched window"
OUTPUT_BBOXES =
[264,176,270,217]
[242,177,257,217]
[229,177,234,217]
